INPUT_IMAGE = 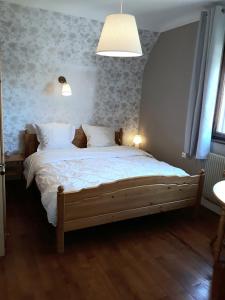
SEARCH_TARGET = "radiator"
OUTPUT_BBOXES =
[203,152,225,202]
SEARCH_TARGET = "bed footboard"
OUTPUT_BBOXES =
[56,170,205,253]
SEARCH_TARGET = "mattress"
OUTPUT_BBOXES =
[24,146,188,226]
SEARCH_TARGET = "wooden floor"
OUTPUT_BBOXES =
[0,181,222,300]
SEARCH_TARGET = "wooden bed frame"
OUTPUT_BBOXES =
[24,127,205,253]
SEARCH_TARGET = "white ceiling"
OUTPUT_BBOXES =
[3,0,220,31]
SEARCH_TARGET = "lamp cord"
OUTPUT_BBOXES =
[120,0,123,13]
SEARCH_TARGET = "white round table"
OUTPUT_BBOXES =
[213,180,225,205]
[213,180,225,263]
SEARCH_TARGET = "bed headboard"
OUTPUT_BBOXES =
[24,127,123,158]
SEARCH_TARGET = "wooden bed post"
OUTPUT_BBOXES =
[194,169,205,217]
[57,185,65,254]
[119,128,123,145]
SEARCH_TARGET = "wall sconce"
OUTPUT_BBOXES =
[58,76,72,96]
[133,134,142,148]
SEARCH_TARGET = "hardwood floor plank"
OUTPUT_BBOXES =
[0,181,221,300]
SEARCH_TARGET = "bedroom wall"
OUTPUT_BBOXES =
[139,22,202,174]
[0,1,159,153]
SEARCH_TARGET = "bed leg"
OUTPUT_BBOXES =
[57,185,65,254]
[193,169,205,218]
[57,228,64,254]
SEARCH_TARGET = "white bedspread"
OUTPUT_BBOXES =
[24,146,188,226]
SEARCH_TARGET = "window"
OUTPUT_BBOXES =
[213,48,225,142]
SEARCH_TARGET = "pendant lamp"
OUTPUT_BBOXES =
[96,1,142,57]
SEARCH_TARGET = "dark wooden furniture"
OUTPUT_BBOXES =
[5,153,24,180]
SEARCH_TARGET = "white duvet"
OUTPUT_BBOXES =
[24,146,188,226]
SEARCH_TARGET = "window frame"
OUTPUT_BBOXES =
[212,46,225,143]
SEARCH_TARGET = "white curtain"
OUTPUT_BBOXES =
[184,6,225,159]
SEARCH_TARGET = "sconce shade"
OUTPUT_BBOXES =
[58,76,72,96]
[96,14,143,57]
[62,83,72,96]
[133,134,142,145]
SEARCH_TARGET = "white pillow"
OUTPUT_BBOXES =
[35,123,75,151]
[82,124,116,147]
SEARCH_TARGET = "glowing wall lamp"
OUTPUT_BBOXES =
[58,76,72,96]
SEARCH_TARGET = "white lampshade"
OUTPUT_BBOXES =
[62,83,72,96]
[133,134,142,146]
[96,14,142,57]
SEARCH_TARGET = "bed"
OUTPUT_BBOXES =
[23,128,205,253]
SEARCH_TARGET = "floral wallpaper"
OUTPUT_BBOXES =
[0,1,159,153]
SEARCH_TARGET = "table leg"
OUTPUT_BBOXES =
[214,208,225,263]
[211,235,217,249]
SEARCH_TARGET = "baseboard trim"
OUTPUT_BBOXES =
[201,197,221,215]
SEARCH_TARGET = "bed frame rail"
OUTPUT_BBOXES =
[56,170,205,253]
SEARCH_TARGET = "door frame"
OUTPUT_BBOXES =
[0,177,5,256]
[0,74,5,256]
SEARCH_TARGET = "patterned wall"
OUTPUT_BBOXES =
[0,1,159,153]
